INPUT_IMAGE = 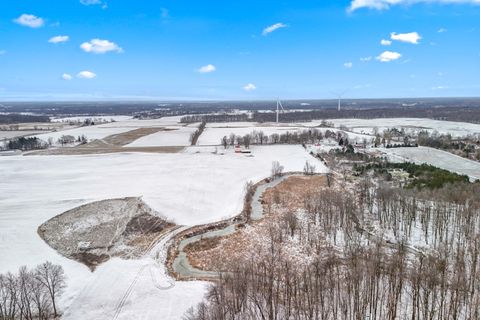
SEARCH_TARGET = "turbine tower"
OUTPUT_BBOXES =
[276,97,285,124]
[331,90,347,111]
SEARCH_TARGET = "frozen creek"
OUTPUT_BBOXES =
[172,175,292,278]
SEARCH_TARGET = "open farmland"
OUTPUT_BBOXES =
[2,114,480,320]
[0,141,325,319]
[126,126,197,147]
[325,118,480,137]
[380,146,480,180]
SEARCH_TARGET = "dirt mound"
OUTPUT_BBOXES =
[38,197,174,270]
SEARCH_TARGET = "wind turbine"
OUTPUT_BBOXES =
[330,90,348,111]
[276,97,285,124]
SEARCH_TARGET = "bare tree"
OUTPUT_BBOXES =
[303,161,316,175]
[271,161,284,180]
[35,262,65,318]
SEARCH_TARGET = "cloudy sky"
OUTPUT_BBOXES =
[0,0,479,100]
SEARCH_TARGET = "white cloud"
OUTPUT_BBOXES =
[62,73,73,81]
[432,85,449,90]
[0,50,6,55]
[391,32,422,44]
[243,83,257,91]
[438,28,448,33]
[14,14,45,28]
[48,35,69,44]
[77,71,97,79]
[80,39,123,54]
[376,51,402,62]
[381,39,392,46]
[197,64,216,73]
[80,0,108,9]
[360,56,372,62]
[80,0,101,5]
[161,8,169,19]
[348,0,480,12]
[262,23,287,36]
[344,62,353,68]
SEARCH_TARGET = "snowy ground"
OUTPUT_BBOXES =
[198,122,372,146]
[126,126,197,147]
[379,146,480,180]
[63,229,207,320]
[0,144,325,319]
[198,126,304,145]
[34,116,193,146]
[0,130,45,140]
[5,115,478,319]
[320,118,480,138]
[35,126,134,144]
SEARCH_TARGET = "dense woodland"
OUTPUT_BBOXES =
[0,114,50,124]
[185,159,480,319]
[354,162,471,189]
[180,105,480,124]
[5,137,49,151]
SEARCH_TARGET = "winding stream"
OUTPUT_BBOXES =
[172,175,292,278]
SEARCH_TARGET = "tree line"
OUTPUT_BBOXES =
[190,122,206,145]
[0,262,66,320]
[185,168,480,319]
[220,129,349,148]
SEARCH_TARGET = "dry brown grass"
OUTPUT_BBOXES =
[185,175,328,272]
[26,127,184,155]
[27,146,184,155]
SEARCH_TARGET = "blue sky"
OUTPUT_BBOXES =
[0,0,479,100]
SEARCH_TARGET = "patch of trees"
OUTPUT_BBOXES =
[185,175,480,320]
[270,161,284,180]
[7,137,48,151]
[417,131,480,160]
[0,261,66,319]
[0,114,50,124]
[221,129,349,148]
[57,135,75,146]
[180,114,250,124]
[303,161,316,175]
[355,162,470,189]
[385,142,418,148]
[189,121,206,145]
[56,135,88,146]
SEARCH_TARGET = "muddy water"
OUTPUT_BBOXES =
[172,175,292,278]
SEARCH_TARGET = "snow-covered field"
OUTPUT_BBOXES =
[0,130,45,140]
[322,118,480,137]
[34,116,193,145]
[198,126,304,145]
[198,122,372,146]
[0,144,325,319]
[4,115,480,319]
[380,146,480,180]
[126,126,197,147]
[35,125,133,143]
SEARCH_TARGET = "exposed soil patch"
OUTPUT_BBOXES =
[26,146,184,155]
[26,127,183,155]
[103,127,172,146]
[38,197,174,270]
